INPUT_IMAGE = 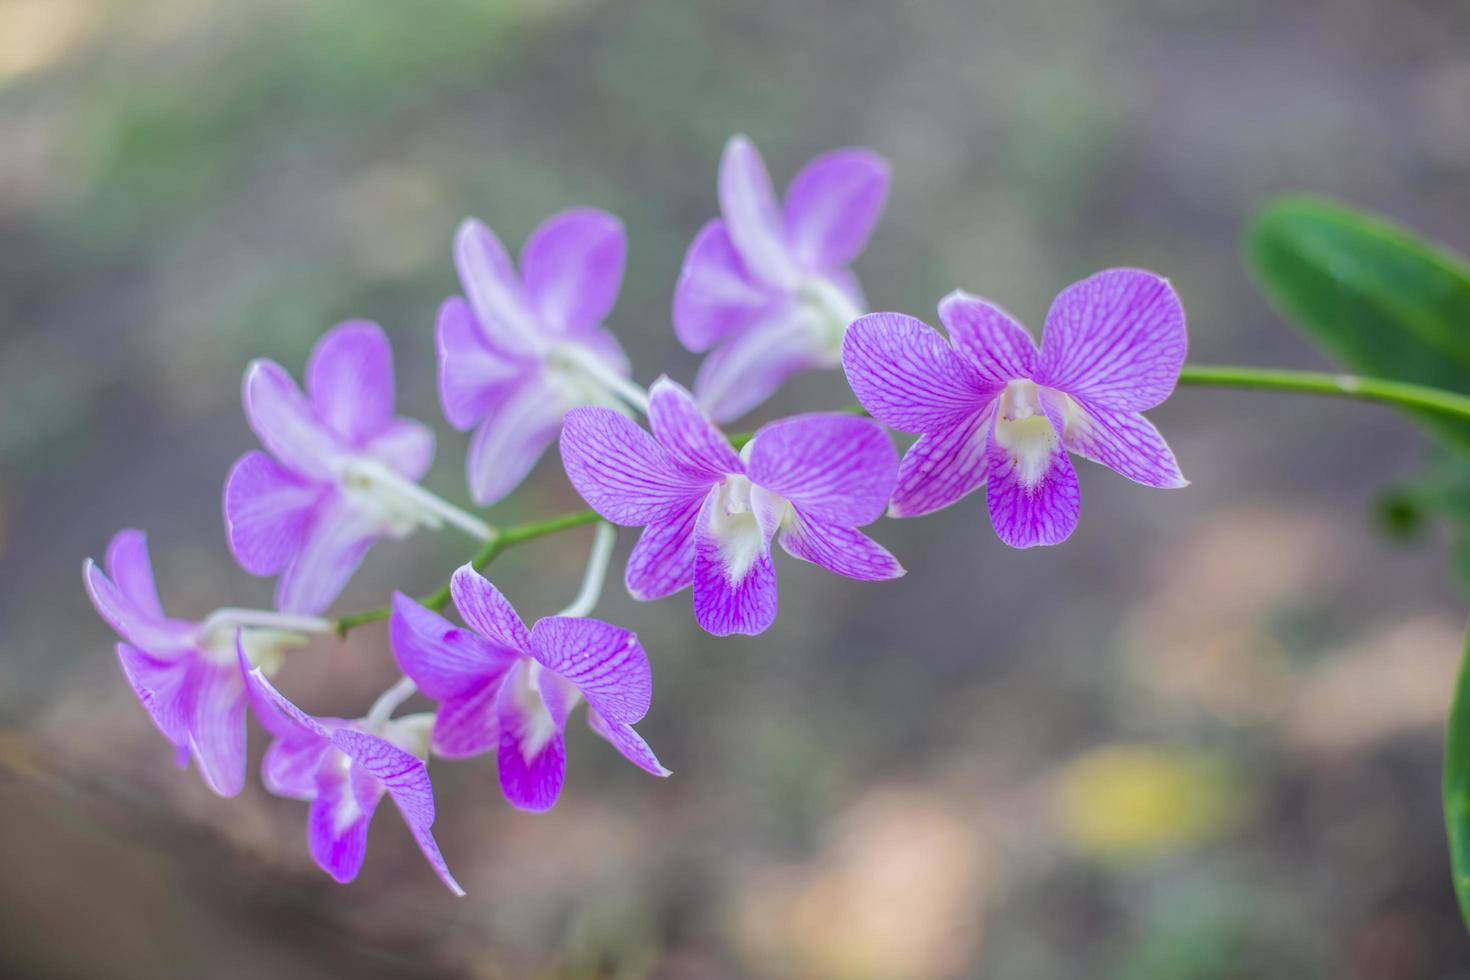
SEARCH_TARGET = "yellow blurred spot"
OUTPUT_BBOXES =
[1053,744,1248,860]
[0,0,96,82]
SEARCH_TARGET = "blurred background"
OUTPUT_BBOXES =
[4,0,1470,976]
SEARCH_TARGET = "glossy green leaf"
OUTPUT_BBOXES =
[1245,195,1470,448]
[1444,622,1470,934]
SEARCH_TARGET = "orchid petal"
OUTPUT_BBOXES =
[673,219,774,353]
[242,359,341,481]
[1038,269,1187,411]
[521,208,626,336]
[779,512,903,581]
[692,305,832,424]
[85,558,191,655]
[334,728,465,896]
[588,709,670,777]
[888,406,993,518]
[105,529,165,620]
[389,592,519,699]
[453,218,543,355]
[841,313,998,431]
[1058,396,1188,489]
[308,762,377,883]
[494,661,567,812]
[528,616,652,724]
[938,291,1041,384]
[984,411,1081,548]
[648,376,742,477]
[262,735,332,801]
[747,413,897,526]
[435,295,527,430]
[463,375,567,508]
[274,496,381,616]
[116,643,191,750]
[625,496,701,601]
[430,678,503,759]
[365,419,435,483]
[784,148,890,270]
[718,136,797,289]
[223,451,323,577]
[185,660,247,797]
[560,407,713,524]
[306,321,395,445]
[448,567,532,654]
[692,484,778,636]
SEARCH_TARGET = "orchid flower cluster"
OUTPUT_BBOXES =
[84,135,1187,893]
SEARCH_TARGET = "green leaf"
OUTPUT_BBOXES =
[1444,621,1470,933]
[1245,195,1470,448]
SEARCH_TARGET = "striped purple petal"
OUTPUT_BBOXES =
[560,407,714,525]
[588,708,670,777]
[938,291,1040,384]
[778,512,903,581]
[494,659,568,812]
[691,484,779,637]
[648,376,743,478]
[624,496,701,601]
[448,567,533,654]
[746,413,897,526]
[888,406,993,518]
[841,313,998,432]
[984,410,1081,548]
[1059,396,1188,489]
[528,616,652,725]
[783,148,890,272]
[1038,269,1187,411]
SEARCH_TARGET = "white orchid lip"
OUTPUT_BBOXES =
[993,379,1061,490]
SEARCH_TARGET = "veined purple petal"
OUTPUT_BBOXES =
[448,566,533,654]
[1058,396,1188,489]
[365,419,435,483]
[588,709,670,777]
[984,411,1081,548]
[262,734,332,801]
[888,406,993,518]
[939,291,1041,384]
[1038,269,1187,411]
[625,496,701,601]
[784,148,890,271]
[692,484,779,636]
[692,305,831,424]
[117,643,191,752]
[495,660,568,812]
[648,376,742,478]
[454,218,543,355]
[718,135,797,289]
[243,359,341,481]
[431,678,503,759]
[105,529,165,620]
[390,591,520,699]
[435,295,528,430]
[528,617,652,724]
[306,321,396,446]
[560,407,713,525]
[779,513,903,581]
[464,374,566,507]
[85,557,192,656]
[673,219,774,353]
[185,660,247,797]
[274,495,381,615]
[521,208,625,336]
[747,413,897,526]
[308,761,377,883]
[333,728,465,896]
[841,313,998,432]
[224,451,323,577]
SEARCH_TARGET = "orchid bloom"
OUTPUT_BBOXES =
[224,320,445,616]
[389,566,668,812]
[841,269,1188,548]
[239,645,464,894]
[83,529,306,796]
[673,135,889,422]
[437,208,642,507]
[560,377,903,637]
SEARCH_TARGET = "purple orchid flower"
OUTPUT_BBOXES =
[841,269,1189,548]
[238,644,464,894]
[224,320,438,615]
[83,529,293,797]
[389,566,668,813]
[437,208,642,507]
[673,135,890,422]
[559,377,903,637]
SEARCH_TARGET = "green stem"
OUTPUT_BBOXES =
[1179,364,1470,422]
[334,508,602,634]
